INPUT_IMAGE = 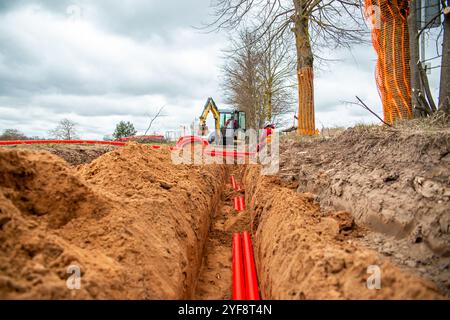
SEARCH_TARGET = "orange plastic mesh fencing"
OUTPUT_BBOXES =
[365,0,413,124]
[297,66,316,135]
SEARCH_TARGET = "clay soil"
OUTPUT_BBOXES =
[3,144,117,165]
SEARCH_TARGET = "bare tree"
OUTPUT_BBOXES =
[408,0,423,116]
[409,0,450,115]
[0,129,28,141]
[222,27,295,129]
[439,0,450,113]
[259,25,296,126]
[222,30,263,129]
[49,119,79,140]
[144,105,166,135]
[208,0,366,135]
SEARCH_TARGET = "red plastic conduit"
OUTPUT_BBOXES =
[233,196,245,212]
[233,197,240,211]
[239,196,245,211]
[232,233,246,300]
[0,140,127,146]
[230,175,237,190]
[241,231,260,300]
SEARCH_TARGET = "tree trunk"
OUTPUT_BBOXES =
[293,5,315,136]
[266,77,273,121]
[408,0,422,116]
[267,90,272,121]
[439,2,450,113]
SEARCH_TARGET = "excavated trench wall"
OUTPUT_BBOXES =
[0,145,226,299]
[243,165,444,299]
[291,129,450,257]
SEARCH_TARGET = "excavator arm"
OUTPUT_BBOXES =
[199,97,221,137]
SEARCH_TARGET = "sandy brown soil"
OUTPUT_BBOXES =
[3,144,116,165]
[0,144,224,299]
[244,165,444,299]
[1,129,448,300]
[276,125,450,296]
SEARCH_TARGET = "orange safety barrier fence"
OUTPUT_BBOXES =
[297,66,316,135]
[365,0,413,124]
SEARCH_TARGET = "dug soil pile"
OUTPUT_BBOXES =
[277,125,450,295]
[244,166,443,299]
[0,144,224,299]
[3,144,116,165]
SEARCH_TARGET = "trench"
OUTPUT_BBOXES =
[192,167,250,299]
[1,144,445,300]
[240,166,446,299]
[189,161,448,300]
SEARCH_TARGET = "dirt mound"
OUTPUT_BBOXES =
[279,126,450,293]
[244,166,444,299]
[0,149,109,228]
[48,145,116,165]
[0,144,224,299]
[3,144,116,165]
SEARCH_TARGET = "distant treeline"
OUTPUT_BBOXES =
[0,129,42,141]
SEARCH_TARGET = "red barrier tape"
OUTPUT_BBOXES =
[232,233,246,300]
[0,140,127,146]
[241,231,260,300]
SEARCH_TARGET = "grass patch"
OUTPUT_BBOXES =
[392,112,450,132]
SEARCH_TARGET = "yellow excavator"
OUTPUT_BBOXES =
[174,97,273,154]
[198,97,246,145]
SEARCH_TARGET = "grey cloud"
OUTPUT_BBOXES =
[0,0,214,41]
[0,7,221,102]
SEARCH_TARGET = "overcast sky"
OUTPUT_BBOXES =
[0,1,442,139]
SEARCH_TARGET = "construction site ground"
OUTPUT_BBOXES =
[0,125,448,299]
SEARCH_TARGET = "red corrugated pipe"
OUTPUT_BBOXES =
[241,231,260,300]
[233,196,245,212]
[232,233,246,300]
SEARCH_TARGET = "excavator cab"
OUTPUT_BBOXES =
[198,97,246,145]
[219,109,246,131]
